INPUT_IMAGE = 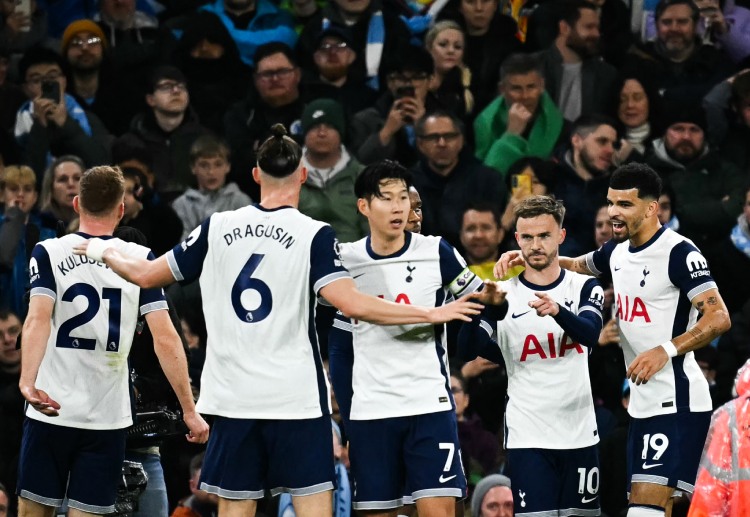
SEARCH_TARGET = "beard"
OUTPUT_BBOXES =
[319,63,349,82]
[566,33,599,58]
[666,141,702,164]
[522,247,557,271]
[225,0,255,10]
[580,147,610,176]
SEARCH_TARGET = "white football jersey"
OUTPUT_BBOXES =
[167,205,349,419]
[586,227,715,418]
[335,232,483,420]
[484,270,602,449]
[28,233,167,430]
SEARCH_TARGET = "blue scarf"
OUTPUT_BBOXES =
[730,216,750,259]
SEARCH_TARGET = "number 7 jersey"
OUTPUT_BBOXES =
[28,233,167,429]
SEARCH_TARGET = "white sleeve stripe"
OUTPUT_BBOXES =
[30,287,56,300]
[314,271,351,294]
[332,319,353,333]
[579,305,603,319]
[479,320,494,337]
[585,252,601,276]
[688,281,717,302]
[140,301,169,315]
[166,251,183,282]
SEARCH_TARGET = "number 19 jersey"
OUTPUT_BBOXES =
[28,233,167,430]
[167,205,349,420]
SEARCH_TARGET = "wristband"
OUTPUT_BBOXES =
[86,238,114,262]
[660,340,679,358]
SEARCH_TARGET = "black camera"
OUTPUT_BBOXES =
[126,407,188,448]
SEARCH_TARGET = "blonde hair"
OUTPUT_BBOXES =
[1,165,36,188]
[424,21,474,114]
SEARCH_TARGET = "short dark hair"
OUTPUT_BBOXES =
[355,160,413,201]
[415,110,465,137]
[499,53,543,84]
[571,114,619,139]
[558,0,598,32]
[254,42,297,69]
[383,45,434,76]
[654,0,700,23]
[0,309,20,322]
[79,166,125,215]
[609,163,662,200]
[463,201,501,228]
[18,46,67,81]
[256,124,302,178]
[514,195,566,226]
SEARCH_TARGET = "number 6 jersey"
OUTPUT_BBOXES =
[167,205,350,420]
[28,233,167,429]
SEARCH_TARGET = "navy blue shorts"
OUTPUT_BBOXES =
[16,418,126,514]
[199,415,335,499]
[627,411,711,493]
[347,411,466,510]
[506,446,601,517]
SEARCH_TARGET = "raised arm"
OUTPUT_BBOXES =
[626,288,731,385]
[319,278,483,326]
[73,239,175,289]
[145,309,209,444]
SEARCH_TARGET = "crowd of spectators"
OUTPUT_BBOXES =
[1,0,750,515]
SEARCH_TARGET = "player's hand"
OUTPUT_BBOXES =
[20,385,61,416]
[626,346,669,385]
[493,250,524,280]
[428,293,483,324]
[598,319,619,346]
[461,357,499,379]
[474,281,507,305]
[529,292,559,317]
[183,411,209,444]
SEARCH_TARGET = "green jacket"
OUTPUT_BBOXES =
[299,148,368,243]
[474,92,563,176]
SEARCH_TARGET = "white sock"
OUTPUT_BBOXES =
[627,505,665,517]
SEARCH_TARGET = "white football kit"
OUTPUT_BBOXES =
[167,204,349,419]
[28,233,167,429]
[333,232,484,420]
[586,227,715,418]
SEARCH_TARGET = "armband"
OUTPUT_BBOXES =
[660,340,679,358]
[86,238,115,263]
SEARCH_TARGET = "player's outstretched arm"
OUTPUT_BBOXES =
[626,288,731,385]
[19,296,61,416]
[73,239,175,288]
[145,309,209,444]
[320,278,484,325]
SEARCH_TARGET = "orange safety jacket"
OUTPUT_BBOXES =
[689,394,750,517]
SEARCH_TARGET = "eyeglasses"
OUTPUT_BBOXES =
[255,67,295,81]
[318,42,348,53]
[70,36,103,48]
[25,71,63,85]
[388,73,429,83]
[418,132,461,143]
[155,81,187,93]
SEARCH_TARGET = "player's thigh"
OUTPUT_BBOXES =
[414,496,456,517]
[291,490,333,517]
[218,497,257,517]
[17,497,55,517]
[506,448,562,516]
[348,417,408,510]
[66,428,127,515]
[265,416,336,495]
[559,445,601,515]
[403,411,465,502]
[627,411,711,497]
[200,417,267,499]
